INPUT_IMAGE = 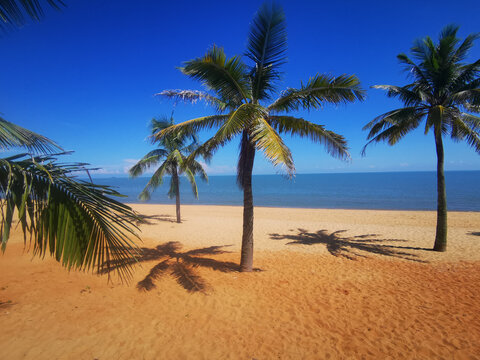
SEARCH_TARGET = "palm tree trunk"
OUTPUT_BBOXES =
[239,134,256,272]
[433,129,447,251]
[173,167,181,223]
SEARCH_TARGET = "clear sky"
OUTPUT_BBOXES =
[1,0,479,176]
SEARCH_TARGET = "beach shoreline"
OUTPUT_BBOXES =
[1,204,479,359]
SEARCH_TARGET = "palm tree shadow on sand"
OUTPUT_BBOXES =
[101,241,260,293]
[134,214,178,225]
[270,229,430,263]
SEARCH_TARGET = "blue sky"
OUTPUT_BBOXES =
[0,0,479,176]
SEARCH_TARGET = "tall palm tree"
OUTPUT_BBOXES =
[156,3,365,271]
[363,25,480,252]
[0,119,140,280]
[129,116,208,223]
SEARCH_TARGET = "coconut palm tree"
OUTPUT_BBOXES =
[156,3,365,271]
[129,116,208,223]
[363,25,480,252]
[0,119,140,280]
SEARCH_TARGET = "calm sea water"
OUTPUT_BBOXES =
[92,171,480,211]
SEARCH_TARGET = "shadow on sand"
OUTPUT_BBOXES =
[270,229,430,263]
[468,231,480,236]
[102,242,255,293]
[135,214,178,225]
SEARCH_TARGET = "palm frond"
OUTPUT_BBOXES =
[187,159,208,182]
[372,85,426,106]
[129,150,167,178]
[156,89,227,112]
[216,103,267,143]
[183,168,198,199]
[454,32,480,61]
[138,161,169,201]
[270,115,349,160]
[154,114,229,141]
[246,2,287,100]
[251,117,294,176]
[0,0,65,31]
[0,153,140,281]
[0,117,62,153]
[180,46,251,107]
[268,74,365,113]
[450,114,480,152]
[362,108,426,154]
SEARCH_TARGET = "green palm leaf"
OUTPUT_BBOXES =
[155,114,229,141]
[251,117,294,175]
[0,117,62,153]
[180,46,251,107]
[246,2,287,100]
[0,0,65,31]
[268,74,365,113]
[0,153,140,280]
[270,115,349,160]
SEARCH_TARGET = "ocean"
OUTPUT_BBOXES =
[92,171,480,212]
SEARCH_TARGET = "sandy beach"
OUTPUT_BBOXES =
[1,204,480,359]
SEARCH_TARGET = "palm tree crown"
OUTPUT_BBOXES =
[129,116,208,222]
[156,3,365,271]
[364,25,480,251]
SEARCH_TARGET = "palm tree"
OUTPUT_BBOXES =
[129,116,208,223]
[363,25,480,252]
[0,119,140,280]
[156,3,365,271]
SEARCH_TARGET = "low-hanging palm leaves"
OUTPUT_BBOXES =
[129,116,208,223]
[0,120,140,279]
[0,151,140,280]
[156,3,365,271]
[0,0,65,32]
[363,25,480,252]
[0,116,60,153]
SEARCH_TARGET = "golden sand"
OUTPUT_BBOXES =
[1,204,480,359]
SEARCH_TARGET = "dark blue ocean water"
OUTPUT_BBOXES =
[92,171,480,211]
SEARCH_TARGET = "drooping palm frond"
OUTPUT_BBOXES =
[372,85,428,106]
[0,153,140,280]
[270,115,350,160]
[362,107,426,154]
[0,0,65,31]
[450,115,480,152]
[0,117,61,153]
[128,149,168,177]
[136,161,169,201]
[156,90,228,112]
[246,2,287,100]
[180,46,252,107]
[215,103,267,143]
[251,117,294,175]
[183,167,198,198]
[268,74,365,113]
[154,114,229,141]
